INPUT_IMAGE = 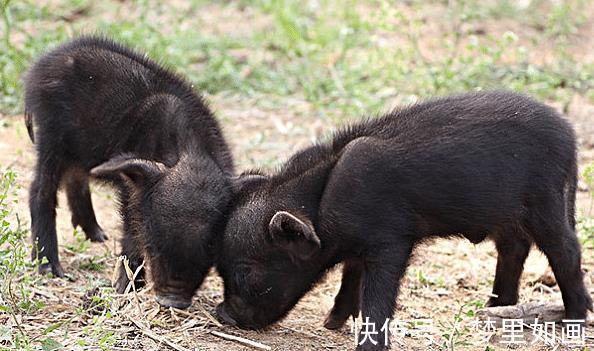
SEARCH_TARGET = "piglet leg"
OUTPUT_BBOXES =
[65,167,107,242]
[30,157,64,277]
[324,259,363,329]
[486,233,531,307]
[114,192,145,294]
[356,242,413,351]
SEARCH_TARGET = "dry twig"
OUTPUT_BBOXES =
[126,315,191,351]
[210,330,272,350]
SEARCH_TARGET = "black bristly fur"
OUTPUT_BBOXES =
[25,36,233,306]
[215,91,592,350]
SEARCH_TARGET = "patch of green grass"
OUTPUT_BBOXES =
[1,0,593,119]
[78,257,105,272]
[0,169,117,350]
[0,169,41,349]
[1,0,72,114]
[544,0,588,40]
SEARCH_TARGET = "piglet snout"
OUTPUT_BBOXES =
[154,294,192,309]
[216,303,237,326]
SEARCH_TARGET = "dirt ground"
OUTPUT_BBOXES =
[0,90,593,350]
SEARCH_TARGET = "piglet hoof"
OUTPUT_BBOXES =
[38,262,65,278]
[86,227,108,243]
[485,296,516,308]
[485,296,518,307]
[323,311,350,330]
[564,298,592,322]
[485,297,498,308]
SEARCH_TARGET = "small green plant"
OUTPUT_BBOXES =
[417,270,429,286]
[578,163,594,249]
[78,257,105,272]
[65,228,90,254]
[0,169,41,349]
[438,301,482,351]
[413,269,447,289]
[583,163,594,197]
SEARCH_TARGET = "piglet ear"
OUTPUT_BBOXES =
[269,211,320,260]
[90,156,166,189]
[231,173,268,194]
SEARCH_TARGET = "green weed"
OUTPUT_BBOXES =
[578,163,594,249]
[438,300,484,351]
[0,169,41,349]
[65,228,90,254]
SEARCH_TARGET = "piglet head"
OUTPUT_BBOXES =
[92,154,231,309]
[216,177,323,329]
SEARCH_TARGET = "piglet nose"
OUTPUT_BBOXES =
[216,303,237,326]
